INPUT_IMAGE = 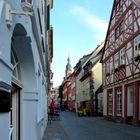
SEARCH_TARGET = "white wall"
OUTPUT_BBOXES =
[0,1,47,140]
[92,62,102,92]
[0,113,9,140]
[127,86,134,116]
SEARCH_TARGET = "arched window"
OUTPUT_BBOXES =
[11,47,21,81]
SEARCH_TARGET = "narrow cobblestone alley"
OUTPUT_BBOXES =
[43,111,140,140]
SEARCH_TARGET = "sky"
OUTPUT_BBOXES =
[51,0,114,87]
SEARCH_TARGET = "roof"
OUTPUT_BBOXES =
[100,0,116,63]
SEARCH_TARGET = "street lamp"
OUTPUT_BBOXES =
[132,0,140,7]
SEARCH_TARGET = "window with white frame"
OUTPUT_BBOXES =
[108,90,113,115]
[116,88,122,116]
[120,48,125,65]
[114,52,119,68]
[134,34,140,56]
[106,60,110,75]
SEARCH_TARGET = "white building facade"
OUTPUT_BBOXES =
[0,0,50,140]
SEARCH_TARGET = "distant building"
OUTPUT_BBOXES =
[74,54,91,112]
[49,87,59,106]
[69,72,76,111]
[101,0,140,125]
[75,43,103,115]
[62,57,72,109]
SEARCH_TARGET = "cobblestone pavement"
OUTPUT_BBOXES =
[43,111,140,140]
[43,116,70,140]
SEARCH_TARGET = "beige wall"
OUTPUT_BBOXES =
[91,62,102,92]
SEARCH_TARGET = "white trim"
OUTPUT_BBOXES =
[9,127,13,140]
[11,76,23,88]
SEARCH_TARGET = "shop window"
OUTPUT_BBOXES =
[108,90,113,115]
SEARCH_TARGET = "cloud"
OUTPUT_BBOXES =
[70,5,108,34]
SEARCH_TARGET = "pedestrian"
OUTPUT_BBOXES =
[49,99,55,120]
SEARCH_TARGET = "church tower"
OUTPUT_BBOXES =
[65,56,72,78]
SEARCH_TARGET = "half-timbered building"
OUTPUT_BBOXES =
[101,0,140,125]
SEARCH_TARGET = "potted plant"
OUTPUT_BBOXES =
[134,54,140,62]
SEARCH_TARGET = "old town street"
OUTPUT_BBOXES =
[43,111,140,140]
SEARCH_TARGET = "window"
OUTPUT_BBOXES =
[11,47,21,80]
[116,88,122,116]
[0,91,10,113]
[114,52,119,68]
[115,26,120,39]
[115,21,123,39]
[37,8,43,34]
[120,48,125,65]
[21,0,32,12]
[116,0,123,11]
[120,22,123,35]
[134,34,140,56]
[108,90,113,115]
[105,61,110,75]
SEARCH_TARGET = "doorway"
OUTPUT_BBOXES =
[10,85,20,140]
[127,85,134,123]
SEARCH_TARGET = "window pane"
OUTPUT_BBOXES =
[0,91,10,113]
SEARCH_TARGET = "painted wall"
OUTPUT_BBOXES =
[0,113,9,140]
[0,0,48,140]
[91,62,102,92]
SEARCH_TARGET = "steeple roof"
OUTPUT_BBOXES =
[66,56,71,71]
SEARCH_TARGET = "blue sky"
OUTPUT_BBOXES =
[51,0,114,87]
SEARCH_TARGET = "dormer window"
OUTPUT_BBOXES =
[21,0,32,12]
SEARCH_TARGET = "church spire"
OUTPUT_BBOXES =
[65,56,72,78]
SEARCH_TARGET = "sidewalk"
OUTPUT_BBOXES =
[43,118,70,140]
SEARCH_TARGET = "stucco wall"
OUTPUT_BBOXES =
[0,113,9,140]
[91,62,102,92]
[0,0,47,140]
